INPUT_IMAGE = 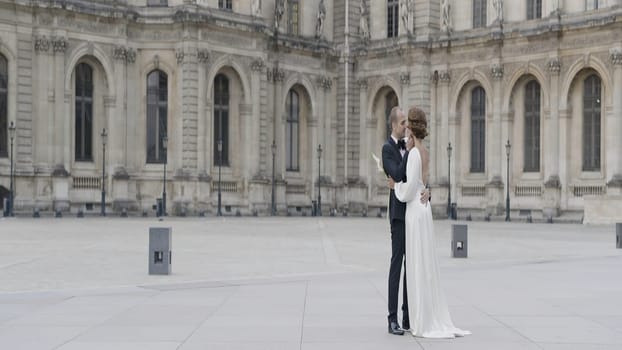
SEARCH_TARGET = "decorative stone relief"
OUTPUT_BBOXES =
[610,47,622,66]
[153,55,160,69]
[197,49,209,63]
[267,67,285,83]
[358,0,370,42]
[250,59,265,72]
[491,64,504,80]
[51,37,67,53]
[547,57,561,74]
[399,72,410,85]
[316,76,332,90]
[252,0,262,16]
[357,78,368,90]
[493,0,504,24]
[274,0,285,29]
[34,35,50,52]
[113,46,136,64]
[439,70,451,83]
[315,0,326,39]
[441,0,452,34]
[175,49,185,64]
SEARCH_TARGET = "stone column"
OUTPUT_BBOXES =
[558,108,571,211]
[543,57,562,217]
[607,48,622,195]
[438,69,451,215]
[487,63,504,215]
[53,36,70,212]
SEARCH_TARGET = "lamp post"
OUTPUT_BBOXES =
[100,128,107,216]
[162,135,168,217]
[217,139,222,216]
[271,140,276,216]
[447,142,452,219]
[8,121,15,217]
[505,139,511,222]
[317,144,322,216]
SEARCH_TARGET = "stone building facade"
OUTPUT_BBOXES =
[0,0,620,220]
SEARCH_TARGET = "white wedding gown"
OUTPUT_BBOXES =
[395,148,471,339]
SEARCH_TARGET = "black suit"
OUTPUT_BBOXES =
[382,137,409,324]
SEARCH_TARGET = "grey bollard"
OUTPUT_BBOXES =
[617,223,621,249]
[451,224,468,258]
[149,227,172,275]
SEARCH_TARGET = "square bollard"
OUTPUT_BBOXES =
[149,227,172,275]
[451,224,468,258]
[617,223,621,249]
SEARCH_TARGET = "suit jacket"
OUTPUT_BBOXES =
[382,137,409,223]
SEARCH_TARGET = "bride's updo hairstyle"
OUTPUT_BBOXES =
[408,107,428,140]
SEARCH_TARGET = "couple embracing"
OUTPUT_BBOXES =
[382,106,471,339]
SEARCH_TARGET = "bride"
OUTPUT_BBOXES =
[392,107,471,339]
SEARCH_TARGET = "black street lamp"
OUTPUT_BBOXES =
[271,140,276,216]
[162,135,168,217]
[317,144,322,216]
[447,142,452,219]
[100,128,107,216]
[505,139,511,222]
[8,121,16,217]
[217,139,222,216]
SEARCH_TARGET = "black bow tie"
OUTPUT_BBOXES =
[397,139,406,150]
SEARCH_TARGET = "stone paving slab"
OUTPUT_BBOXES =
[0,217,620,349]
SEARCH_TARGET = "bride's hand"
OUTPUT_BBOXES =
[388,177,395,189]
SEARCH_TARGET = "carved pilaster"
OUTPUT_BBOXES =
[316,76,332,90]
[267,67,285,83]
[547,57,561,75]
[51,37,67,53]
[399,72,410,85]
[610,47,622,66]
[34,35,50,52]
[250,59,265,72]
[490,64,504,80]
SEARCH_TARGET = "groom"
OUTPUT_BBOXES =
[382,106,429,335]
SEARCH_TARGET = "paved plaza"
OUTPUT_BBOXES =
[0,216,620,349]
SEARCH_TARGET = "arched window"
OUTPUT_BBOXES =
[385,91,398,139]
[0,54,7,158]
[286,89,300,171]
[75,63,93,162]
[473,0,487,28]
[527,0,542,19]
[388,0,399,37]
[524,81,541,172]
[583,74,601,171]
[214,74,229,166]
[146,70,167,164]
[470,86,486,173]
[289,0,300,35]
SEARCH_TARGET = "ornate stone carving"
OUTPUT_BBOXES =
[197,49,209,63]
[357,78,368,89]
[51,37,67,53]
[358,0,370,42]
[491,64,504,79]
[399,72,410,85]
[267,67,285,82]
[250,59,265,72]
[315,0,326,39]
[441,0,452,34]
[547,57,561,74]
[400,0,414,35]
[274,0,285,29]
[610,47,622,66]
[316,76,332,90]
[493,0,504,24]
[252,0,262,16]
[34,35,50,52]
[153,55,160,69]
[113,46,136,64]
[175,49,185,64]
[439,70,451,83]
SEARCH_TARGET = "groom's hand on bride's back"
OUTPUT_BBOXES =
[388,177,395,190]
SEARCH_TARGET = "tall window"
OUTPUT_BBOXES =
[527,0,542,19]
[470,87,486,173]
[286,90,300,171]
[583,74,601,171]
[586,0,599,10]
[0,54,7,158]
[388,0,399,37]
[75,63,93,162]
[473,0,487,28]
[218,0,232,10]
[289,0,299,35]
[214,74,229,167]
[146,70,167,164]
[524,81,541,172]
[385,91,398,138]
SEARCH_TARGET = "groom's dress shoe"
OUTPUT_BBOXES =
[388,321,405,335]
[402,319,410,331]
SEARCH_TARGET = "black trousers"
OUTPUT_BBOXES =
[388,219,409,323]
